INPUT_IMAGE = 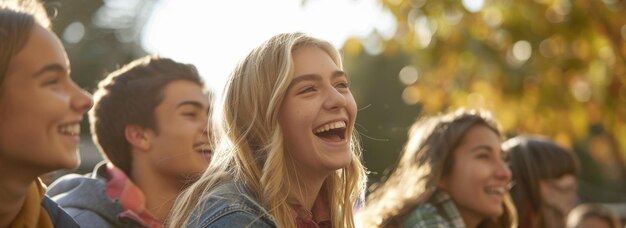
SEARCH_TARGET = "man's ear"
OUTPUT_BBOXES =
[125,125,151,151]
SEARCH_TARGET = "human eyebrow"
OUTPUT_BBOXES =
[289,70,347,86]
[32,64,68,78]
[470,144,493,153]
[176,100,206,110]
[288,74,322,89]
[332,70,348,80]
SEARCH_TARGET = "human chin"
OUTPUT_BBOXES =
[59,143,81,169]
[480,201,504,218]
[328,151,352,170]
[64,151,81,169]
[312,133,352,171]
[48,146,80,170]
[53,125,82,169]
[482,185,506,216]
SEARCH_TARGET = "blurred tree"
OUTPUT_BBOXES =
[343,36,421,184]
[344,0,626,202]
[45,0,155,90]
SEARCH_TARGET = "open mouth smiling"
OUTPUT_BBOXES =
[59,122,80,136]
[313,120,347,142]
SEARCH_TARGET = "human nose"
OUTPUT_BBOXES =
[199,112,210,138]
[70,82,93,114]
[323,86,347,110]
[201,117,209,136]
[495,159,512,182]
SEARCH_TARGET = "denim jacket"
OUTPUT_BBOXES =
[187,179,277,228]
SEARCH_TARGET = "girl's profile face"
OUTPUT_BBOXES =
[278,46,356,177]
[0,25,92,171]
[438,124,511,225]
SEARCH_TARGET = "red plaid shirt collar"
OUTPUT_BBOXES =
[291,195,331,228]
[102,163,162,228]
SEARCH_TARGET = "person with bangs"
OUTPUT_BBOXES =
[0,0,92,226]
[357,109,517,228]
[167,33,367,227]
[503,135,580,228]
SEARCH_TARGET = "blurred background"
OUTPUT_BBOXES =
[43,0,625,210]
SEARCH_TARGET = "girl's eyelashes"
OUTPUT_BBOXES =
[182,112,198,118]
[42,77,60,86]
[42,72,73,87]
[335,81,350,89]
[294,81,350,95]
[43,79,59,86]
[476,152,490,160]
[298,86,316,94]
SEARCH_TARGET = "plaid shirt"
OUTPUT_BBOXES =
[403,191,465,228]
[103,163,162,228]
[291,195,331,228]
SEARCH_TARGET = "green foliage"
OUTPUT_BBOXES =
[344,0,626,201]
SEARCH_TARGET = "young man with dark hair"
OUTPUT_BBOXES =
[47,55,212,227]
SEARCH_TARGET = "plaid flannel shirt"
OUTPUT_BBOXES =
[103,163,162,228]
[403,191,465,228]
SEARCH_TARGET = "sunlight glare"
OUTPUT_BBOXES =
[142,0,394,94]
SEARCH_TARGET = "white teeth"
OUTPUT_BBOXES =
[195,144,212,153]
[485,186,505,195]
[314,121,346,134]
[59,124,80,136]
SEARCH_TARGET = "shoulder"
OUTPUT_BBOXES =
[195,211,276,228]
[46,172,108,209]
[41,196,80,228]
[46,171,125,227]
[404,202,447,228]
[189,181,276,228]
[47,162,107,197]
[46,173,99,196]
[403,192,465,228]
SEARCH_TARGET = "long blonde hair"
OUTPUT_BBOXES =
[358,109,517,227]
[167,33,366,227]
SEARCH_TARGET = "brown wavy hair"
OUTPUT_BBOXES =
[358,109,517,228]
